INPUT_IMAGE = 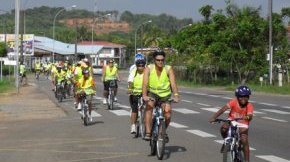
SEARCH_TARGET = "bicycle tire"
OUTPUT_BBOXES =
[156,119,166,160]
[139,109,146,139]
[223,144,234,162]
[110,92,114,110]
[135,124,140,138]
[83,103,89,126]
[150,139,157,156]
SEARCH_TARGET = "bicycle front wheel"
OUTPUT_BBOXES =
[156,119,166,160]
[223,144,234,162]
[139,109,146,139]
[83,105,89,126]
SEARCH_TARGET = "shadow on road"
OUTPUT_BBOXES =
[163,145,187,159]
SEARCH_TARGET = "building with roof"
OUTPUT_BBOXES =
[0,34,127,68]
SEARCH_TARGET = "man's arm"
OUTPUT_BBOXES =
[168,66,178,96]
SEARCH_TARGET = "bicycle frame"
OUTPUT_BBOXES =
[107,80,116,110]
[216,119,244,162]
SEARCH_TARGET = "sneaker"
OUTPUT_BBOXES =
[77,103,82,111]
[130,124,136,134]
[114,97,118,102]
[103,99,107,105]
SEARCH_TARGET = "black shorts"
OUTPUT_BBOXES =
[148,92,171,103]
[129,95,142,113]
[103,80,118,91]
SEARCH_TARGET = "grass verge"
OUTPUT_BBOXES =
[0,77,15,93]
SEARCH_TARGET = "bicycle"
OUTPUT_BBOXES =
[79,93,90,126]
[107,80,117,110]
[55,80,65,102]
[214,118,244,162]
[149,98,173,160]
[135,96,146,138]
[35,70,40,81]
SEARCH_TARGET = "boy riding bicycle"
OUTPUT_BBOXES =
[209,85,254,162]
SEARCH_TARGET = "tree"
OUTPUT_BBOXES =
[0,42,7,57]
[199,5,214,23]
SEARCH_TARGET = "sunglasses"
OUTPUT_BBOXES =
[137,64,145,67]
[155,59,164,62]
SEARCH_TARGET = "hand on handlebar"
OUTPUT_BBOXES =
[143,95,150,102]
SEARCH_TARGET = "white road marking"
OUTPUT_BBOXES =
[256,155,290,162]
[109,110,130,116]
[115,103,131,109]
[261,109,290,115]
[254,110,266,114]
[181,99,193,103]
[222,97,232,100]
[173,108,200,114]
[259,103,278,106]
[261,117,288,123]
[200,108,220,113]
[186,130,216,138]
[208,95,219,98]
[214,140,256,150]
[91,111,102,117]
[78,111,102,117]
[170,122,188,128]
[196,103,211,107]
[94,96,103,100]
[282,106,290,109]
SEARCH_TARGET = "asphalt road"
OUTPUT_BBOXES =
[0,73,289,162]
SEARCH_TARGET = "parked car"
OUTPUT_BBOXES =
[92,65,103,75]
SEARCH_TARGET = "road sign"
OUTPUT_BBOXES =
[4,60,17,65]
[0,57,8,61]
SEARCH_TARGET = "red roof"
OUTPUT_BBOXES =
[78,41,126,48]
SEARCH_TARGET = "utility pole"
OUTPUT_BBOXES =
[15,0,20,94]
[74,19,78,62]
[269,0,273,85]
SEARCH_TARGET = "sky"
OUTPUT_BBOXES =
[1,0,290,21]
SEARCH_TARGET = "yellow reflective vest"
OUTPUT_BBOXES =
[148,64,171,97]
[104,66,117,81]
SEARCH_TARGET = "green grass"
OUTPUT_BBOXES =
[177,79,290,95]
[0,77,15,93]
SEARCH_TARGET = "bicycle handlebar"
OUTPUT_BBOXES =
[214,118,243,123]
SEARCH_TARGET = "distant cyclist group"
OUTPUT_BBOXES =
[20,50,254,162]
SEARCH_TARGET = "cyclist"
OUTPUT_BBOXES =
[209,85,253,162]
[142,50,180,142]
[73,61,84,109]
[54,65,66,89]
[127,58,146,134]
[129,53,145,74]
[34,61,41,78]
[76,69,96,121]
[102,59,120,104]
[19,62,27,85]
[83,58,93,76]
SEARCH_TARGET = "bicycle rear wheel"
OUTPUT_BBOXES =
[156,119,166,160]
